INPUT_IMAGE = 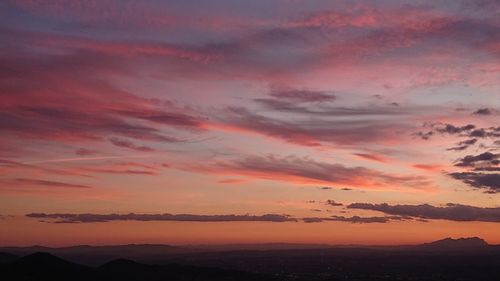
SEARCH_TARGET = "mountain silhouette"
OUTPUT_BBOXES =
[0,244,197,265]
[13,252,87,271]
[420,237,489,250]
[7,252,89,281]
[1,252,275,281]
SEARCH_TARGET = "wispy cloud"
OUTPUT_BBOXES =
[10,178,91,189]
[188,154,432,191]
[109,137,155,152]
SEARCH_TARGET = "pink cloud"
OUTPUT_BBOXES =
[354,153,390,163]
[188,155,434,191]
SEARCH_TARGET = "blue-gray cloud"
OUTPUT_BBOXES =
[348,203,500,222]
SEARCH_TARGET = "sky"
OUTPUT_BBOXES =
[0,0,499,246]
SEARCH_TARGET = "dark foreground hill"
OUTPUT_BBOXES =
[0,252,276,281]
[0,252,18,263]
[0,244,197,265]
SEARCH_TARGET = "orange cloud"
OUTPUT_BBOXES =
[413,164,444,172]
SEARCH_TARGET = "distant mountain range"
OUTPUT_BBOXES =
[1,237,496,262]
[1,238,499,281]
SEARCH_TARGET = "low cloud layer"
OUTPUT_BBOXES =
[27,202,500,224]
[348,203,500,223]
[303,215,410,224]
[27,212,412,225]
[26,213,297,223]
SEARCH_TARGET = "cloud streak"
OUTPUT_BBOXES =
[449,172,500,193]
[348,203,500,223]
[26,213,297,223]
[303,215,411,224]
[12,178,91,189]
[190,154,432,191]
[109,137,155,152]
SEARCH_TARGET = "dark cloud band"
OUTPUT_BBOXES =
[348,203,500,222]
[26,213,298,223]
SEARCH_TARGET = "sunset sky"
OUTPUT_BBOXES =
[0,0,499,246]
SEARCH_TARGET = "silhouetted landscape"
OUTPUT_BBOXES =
[1,237,499,281]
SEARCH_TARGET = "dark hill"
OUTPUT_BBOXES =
[0,244,196,265]
[8,252,90,281]
[1,252,276,281]
[13,252,86,269]
[0,252,18,263]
